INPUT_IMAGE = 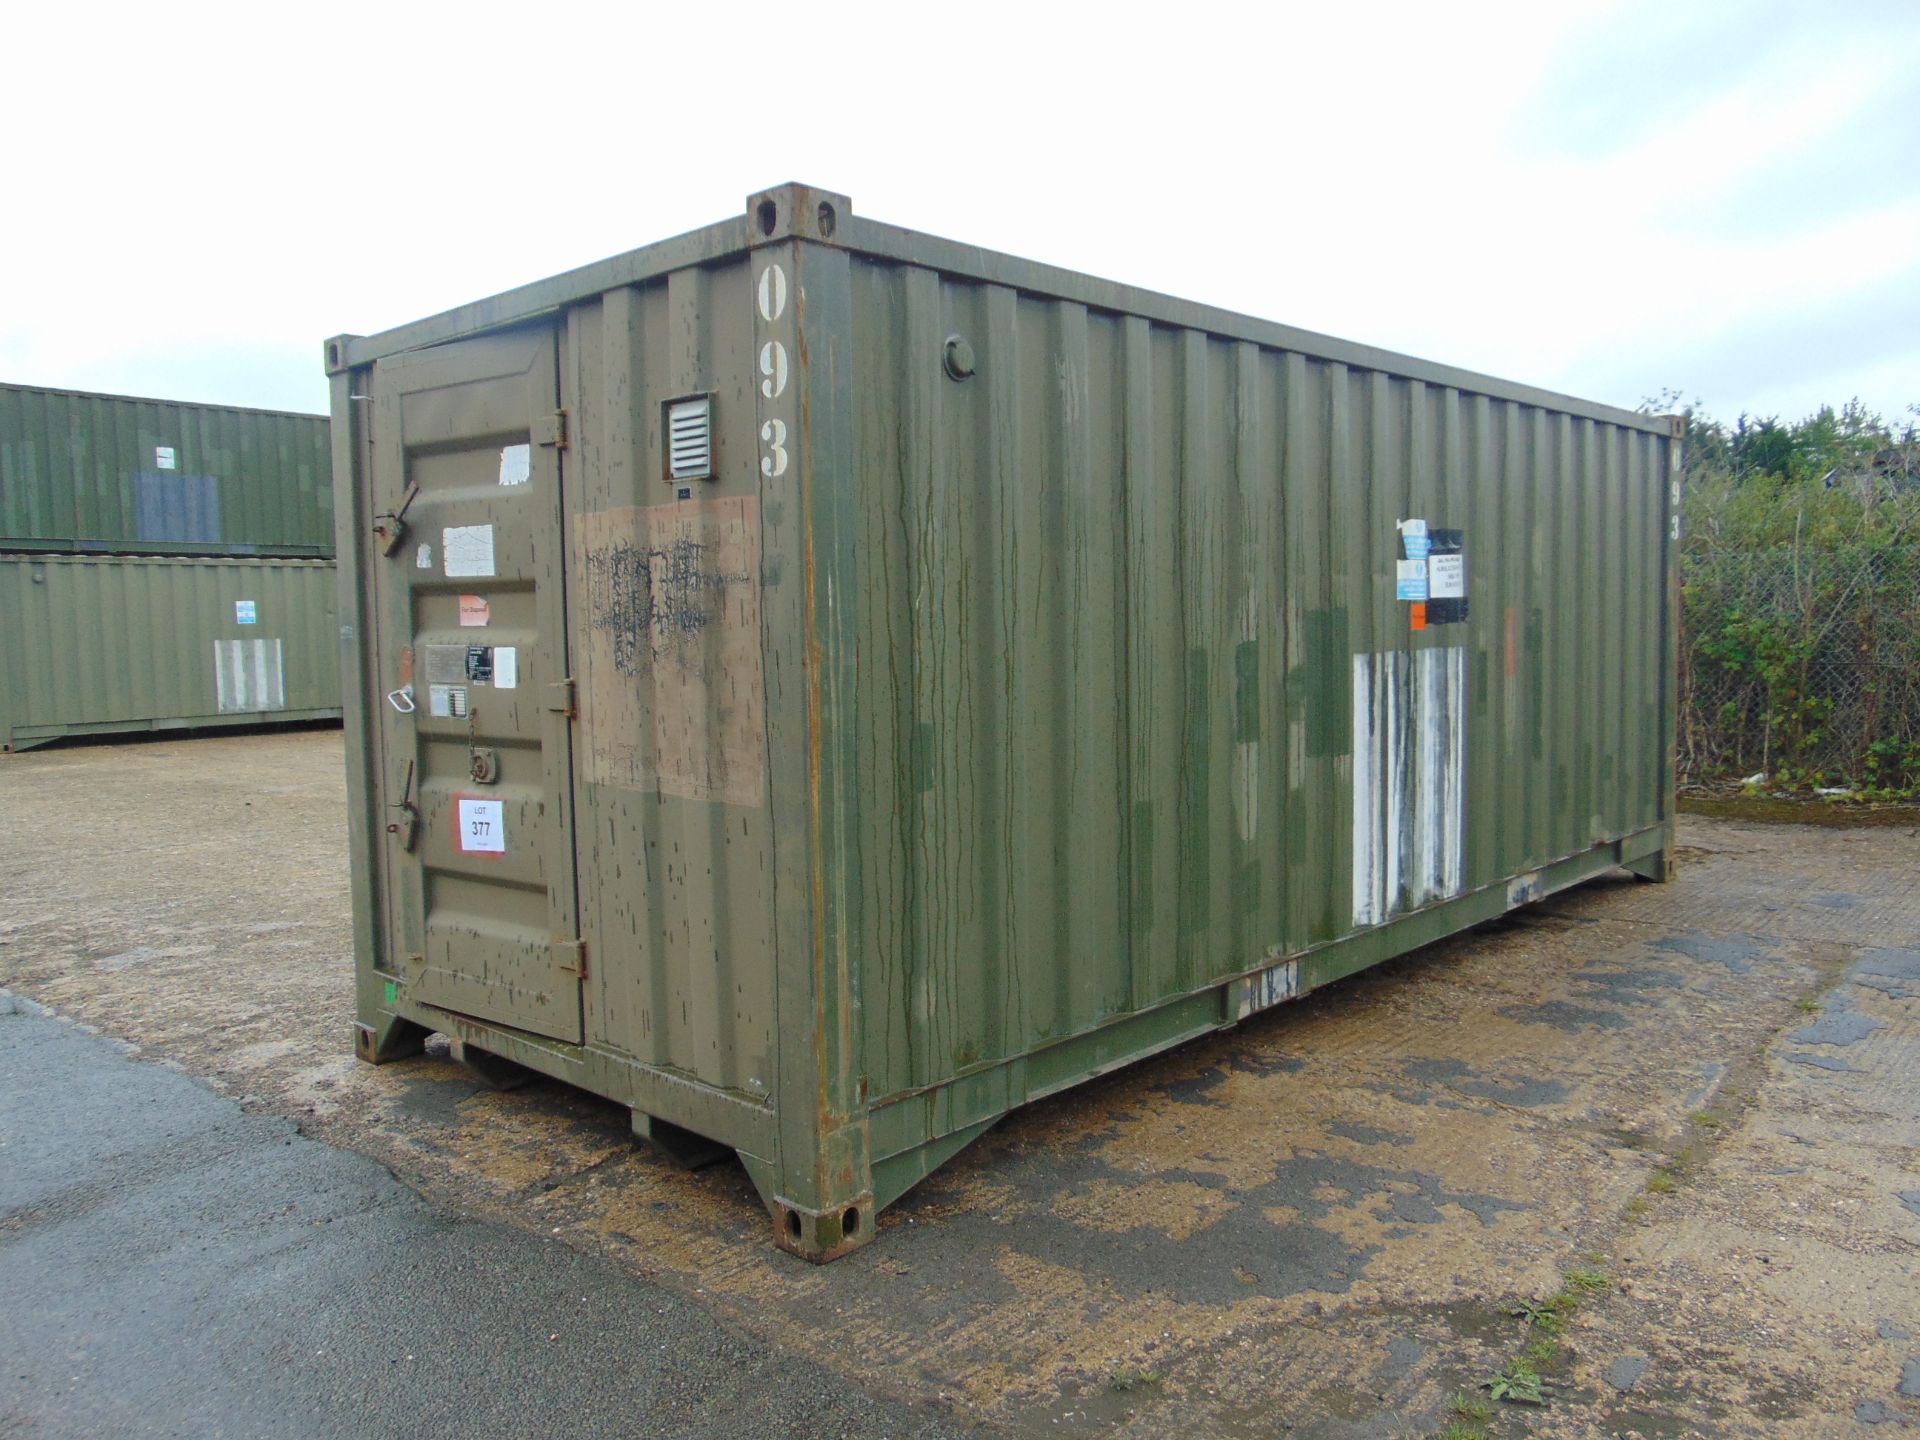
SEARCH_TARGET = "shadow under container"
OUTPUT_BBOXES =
[328,183,1681,1260]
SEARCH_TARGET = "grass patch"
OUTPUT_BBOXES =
[1438,1422,1491,1440]
[1679,793,1920,829]
[1523,1335,1567,1370]
[1449,1394,1494,1423]
[1690,1110,1722,1128]
[1107,1366,1162,1392]
[1479,1261,1613,1423]
[1484,1358,1549,1406]
[1646,1168,1678,1195]
[1563,1267,1608,1294]
[1797,997,1823,1013]
[1623,1195,1651,1222]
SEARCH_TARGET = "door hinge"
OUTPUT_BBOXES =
[535,409,569,452]
[546,676,577,718]
[555,938,588,980]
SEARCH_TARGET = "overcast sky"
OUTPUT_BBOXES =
[3,0,1914,428]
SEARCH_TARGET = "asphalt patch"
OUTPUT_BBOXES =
[0,1002,968,1440]
[985,1146,1527,1305]
[1401,1058,1572,1108]
[1786,1053,1860,1073]
[1151,1064,1233,1106]
[1852,948,1920,1000]
[1380,1336,1424,1381]
[1650,930,1771,974]
[1605,1355,1651,1392]
[1790,1008,1885,1047]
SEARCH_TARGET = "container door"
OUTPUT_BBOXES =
[367,325,583,1044]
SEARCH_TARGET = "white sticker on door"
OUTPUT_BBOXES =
[498,444,532,486]
[493,646,517,690]
[1429,552,1466,599]
[416,542,433,569]
[456,797,505,854]
[443,524,495,578]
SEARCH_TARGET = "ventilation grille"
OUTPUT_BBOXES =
[667,397,714,481]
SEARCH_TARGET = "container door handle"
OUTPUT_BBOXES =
[385,684,416,714]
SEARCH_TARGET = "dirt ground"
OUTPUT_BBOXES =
[2,728,1916,1439]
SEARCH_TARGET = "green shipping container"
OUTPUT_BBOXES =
[0,383,332,556]
[0,554,341,750]
[330,184,1680,1260]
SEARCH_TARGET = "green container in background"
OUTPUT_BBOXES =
[0,384,332,556]
[0,554,341,750]
[330,184,1680,1261]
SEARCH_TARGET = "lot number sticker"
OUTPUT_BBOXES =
[456,797,505,854]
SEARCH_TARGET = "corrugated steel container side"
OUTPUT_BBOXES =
[0,555,342,750]
[0,384,333,555]
[331,184,1678,1260]
[845,260,1674,1118]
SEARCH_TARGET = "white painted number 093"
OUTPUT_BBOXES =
[756,262,791,478]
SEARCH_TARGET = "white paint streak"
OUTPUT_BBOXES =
[1383,652,1406,915]
[1351,655,1380,927]
[214,638,285,714]
[1412,647,1468,903]
[1353,645,1466,926]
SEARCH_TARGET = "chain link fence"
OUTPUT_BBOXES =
[1679,487,1920,791]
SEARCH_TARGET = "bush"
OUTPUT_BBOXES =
[1661,395,1920,794]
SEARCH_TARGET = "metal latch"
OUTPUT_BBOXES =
[546,676,577,718]
[534,410,569,452]
[385,759,420,853]
[554,938,588,979]
[373,483,419,556]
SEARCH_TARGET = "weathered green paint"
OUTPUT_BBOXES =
[334,183,1679,1260]
[0,384,332,556]
[0,554,341,750]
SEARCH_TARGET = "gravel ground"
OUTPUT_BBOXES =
[1,728,1916,1438]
